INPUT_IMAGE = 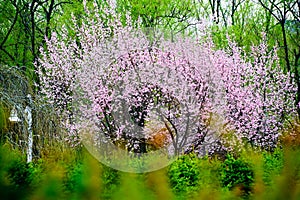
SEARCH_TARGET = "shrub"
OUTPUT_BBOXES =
[0,144,22,199]
[63,151,102,199]
[101,165,120,199]
[64,161,84,193]
[168,154,200,195]
[8,159,43,190]
[0,144,43,199]
[9,160,32,189]
[220,154,254,197]
[262,148,283,186]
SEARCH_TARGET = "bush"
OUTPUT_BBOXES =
[262,148,283,186]
[9,161,34,188]
[168,154,200,195]
[0,144,43,199]
[101,165,120,199]
[220,154,254,197]
[64,161,84,193]
[8,158,43,197]
[63,151,103,199]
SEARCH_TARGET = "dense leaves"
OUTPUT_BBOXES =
[0,144,299,199]
[220,154,254,196]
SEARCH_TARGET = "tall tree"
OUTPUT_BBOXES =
[116,0,199,37]
[258,0,300,115]
[0,0,71,77]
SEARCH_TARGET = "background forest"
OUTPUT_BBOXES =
[0,0,300,199]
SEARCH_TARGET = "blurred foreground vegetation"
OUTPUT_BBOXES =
[0,136,300,200]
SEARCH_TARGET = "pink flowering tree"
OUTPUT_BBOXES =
[213,37,296,151]
[37,4,223,155]
[37,3,296,156]
[70,24,222,155]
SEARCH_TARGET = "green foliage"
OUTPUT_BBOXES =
[64,160,121,199]
[117,0,196,35]
[63,150,102,200]
[220,154,254,196]
[1,143,300,199]
[64,161,84,193]
[196,157,222,190]
[8,160,42,189]
[101,165,120,199]
[111,173,154,200]
[262,148,284,186]
[0,104,6,130]
[0,144,42,199]
[0,144,22,199]
[0,103,8,143]
[256,147,300,200]
[168,154,201,194]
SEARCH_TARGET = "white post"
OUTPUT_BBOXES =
[25,94,33,163]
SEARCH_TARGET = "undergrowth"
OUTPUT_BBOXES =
[0,142,299,200]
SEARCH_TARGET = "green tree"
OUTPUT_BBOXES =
[116,0,198,37]
[0,0,72,78]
